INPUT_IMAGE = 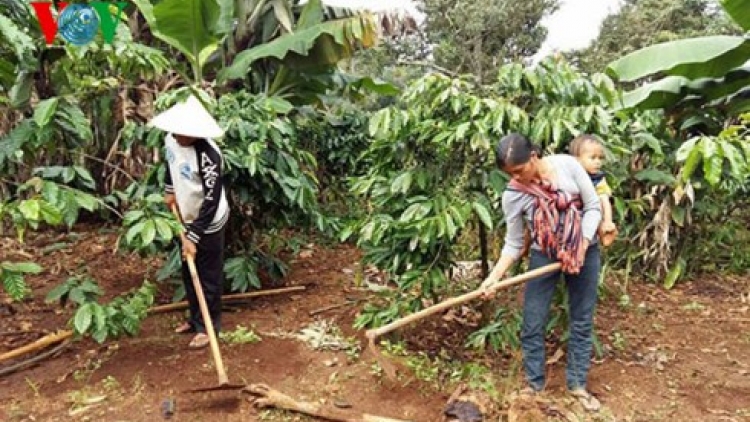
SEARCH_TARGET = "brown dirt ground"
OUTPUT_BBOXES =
[0,225,748,422]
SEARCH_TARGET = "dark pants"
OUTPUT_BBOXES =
[180,227,225,334]
[521,244,601,391]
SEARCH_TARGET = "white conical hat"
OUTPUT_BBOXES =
[149,95,224,138]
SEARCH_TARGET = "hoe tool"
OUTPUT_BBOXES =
[170,205,245,393]
[363,262,562,379]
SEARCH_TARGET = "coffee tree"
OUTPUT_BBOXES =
[348,58,623,330]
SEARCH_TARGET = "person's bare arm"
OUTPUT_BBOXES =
[600,194,614,226]
[480,191,524,295]
[483,254,517,286]
[599,194,618,247]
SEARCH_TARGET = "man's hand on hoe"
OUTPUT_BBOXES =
[181,234,196,260]
[164,193,176,209]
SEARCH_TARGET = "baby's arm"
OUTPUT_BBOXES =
[599,194,618,246]
[594,177,615,229]
[600,194,614,227]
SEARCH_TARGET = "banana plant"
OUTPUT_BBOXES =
[131,0,227,83]
[602,0,750,285]
[132,0,380,93]
[218,0,377,83]
[606,0,750,112]
[719,0,750,32]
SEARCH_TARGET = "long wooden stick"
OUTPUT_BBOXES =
[0,330,73,364]
[0,340,70,377]
[308,299,359,316]
[148,286,306,314]
[0,286,305,365]
[170,204,230,386]
[246,383,413,422]
[365,263,561,340]
[186,255,230,385]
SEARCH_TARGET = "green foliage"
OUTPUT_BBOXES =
[219,325,262,344]
[295,103,372,181]
[0,173,98,304]
[598,0,750,281]
[33,165,96,191]
[131,0,381,99]
[219,0,378,83]
[720,0,750,31]
[119,193,182,254]
[216,92,321,226]
[354,300,411,331]
[70,281,156,344]
[214,91,331,275]
[0,176,99,241]
[603,1,750,113]
[0,261,42,301]
[0,0,39,106]
[608,35,750,84]
[0,99,93,174]
[32,170,100,227]
[420,0,558,81]
[569,0,743,75]
[379,340,501,397]
[132,0,223,81]
[223,254,263,291]
[45,275,103,307]
[465,307,521,352]
[676,128,750,187]
[349,59,619,332]
[0,0,170,210]
[295,101,375,226]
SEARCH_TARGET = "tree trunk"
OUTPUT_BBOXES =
[473,36,483,84]
[479,218,489,279]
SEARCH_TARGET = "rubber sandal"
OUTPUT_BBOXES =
[570,388,601,412]
[188,333,210,349]
[174,322,194,334]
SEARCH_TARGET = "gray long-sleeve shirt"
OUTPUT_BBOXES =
[501,154,602,260]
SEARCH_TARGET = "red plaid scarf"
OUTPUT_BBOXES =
[509,179,585,272]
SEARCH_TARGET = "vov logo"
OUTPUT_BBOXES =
[31,2,127,46]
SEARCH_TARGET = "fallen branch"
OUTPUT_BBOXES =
[0,330,73,364]
[309,300,359,316]
[0,329,46,337]
[0,339,70,377]
[0,286,307,370]
[397,60,457,77]
[668,317,750,325]
[148,286,306,314]
[244,383,413,422]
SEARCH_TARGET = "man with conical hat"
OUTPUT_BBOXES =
[149,95,229,349]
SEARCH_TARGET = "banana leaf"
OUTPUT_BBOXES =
[616,76,690,110]
[218,14,377,82]
[607,35,750,82]
[617,67,750,110]
[720,0,750,31]
[132,0,222,80]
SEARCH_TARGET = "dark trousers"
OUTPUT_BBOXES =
[180,227,225,334]
[521,244,601,391]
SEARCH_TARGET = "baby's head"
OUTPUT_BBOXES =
[569,134,605,175]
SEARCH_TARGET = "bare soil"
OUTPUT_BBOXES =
[0,226,749,421]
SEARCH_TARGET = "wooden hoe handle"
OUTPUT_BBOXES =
[365,262,561,340]
[171,204,229,385]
